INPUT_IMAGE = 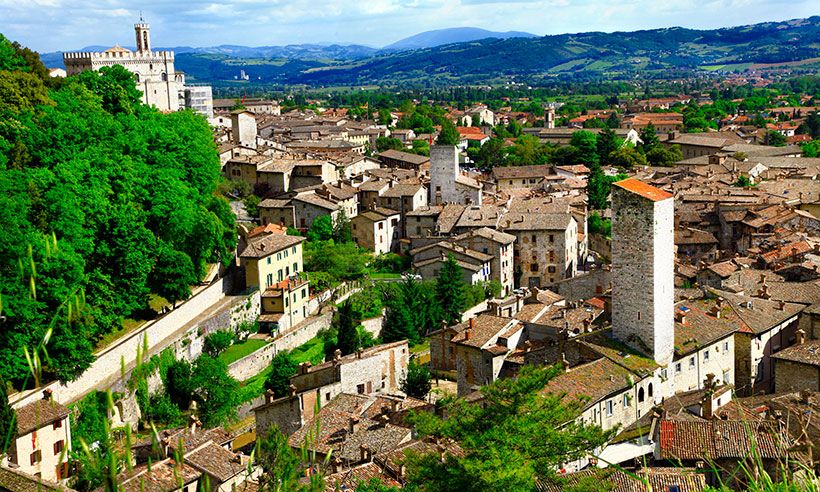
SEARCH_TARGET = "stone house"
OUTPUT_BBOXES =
[289,160,338,190]
[253,341,409,438]
[412,245,493,286]
[351,207,401,255]
[772,330,820,392]
[450,227,516,296]
[503,212,578,289]
[223,155,272,189]
[448,315,525,395]
[333,154,381,180]
[492,164,552,191]
[377,183,428,238]
[675,227,719,263]
[258,191,340,230]
[377,149,430,171]
[718,291,806,395]
[8,392,71,483]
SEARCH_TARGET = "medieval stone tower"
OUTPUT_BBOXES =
[611,178,674,365]
[429,145,459,205]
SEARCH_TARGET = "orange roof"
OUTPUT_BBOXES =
[248,223,288,238]
[613,178,673,202]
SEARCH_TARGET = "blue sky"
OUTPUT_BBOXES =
[1,0,816,53]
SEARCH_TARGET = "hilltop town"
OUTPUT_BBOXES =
[1,19,820,492]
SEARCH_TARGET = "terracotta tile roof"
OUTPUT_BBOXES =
[707,260,739,278]
[673,299,742,356]
[0,465,72,492]
[541,358,634,411]
[538,467,706,492]
[323,462,401,491]
[15,397,70,435]
[118,459,202,492]
[492,164,552,180]
[658,419,787,461]
[452,226,516,245]
[185,442,247,482]
[675,227,718,245]
[613,178,673,202]
[377,149,430,165]
[772,340,820,366]
[248,223,288,238]
[717,290,805,334]
[449,315,519,349]
[239,233,305,258]
[760,240,812,265]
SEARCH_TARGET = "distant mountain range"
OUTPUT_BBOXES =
[383,27,537,51]
[39,18,820,86]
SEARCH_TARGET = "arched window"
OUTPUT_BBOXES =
[638,387,645,403]
[143,32,148,50]
[134,73,140,83]
[161,72,167,82]
[648,383,654,398]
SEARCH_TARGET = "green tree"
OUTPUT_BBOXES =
[190,355,239,426]
[401,359,432,399]
[605,112,621,129]
[596,126,620,163]
[149,242,197,306]
[244,194,261,218]
[766,130,787,147]
[435,254,466,326]
[332,209,353,244]
[645,144,683,167]
[376,136,404,152]
[437,120,461,146]
[639,123,660,152]
[377,108,393,126]
[256,427,309,492]
[203,330,234,357]
[307,215,334,242]
[265,350,299,398]
[406,365,614,492]
[335,299,362,356]
[569,130,599,167]
[607,146,647,170]
[75,64,143,115]
[735,175,753,187]
[470,137,506,172]
[381,295,417,344]
[0,380,15,454]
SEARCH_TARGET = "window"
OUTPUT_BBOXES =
[30,450,41,465]
[531,234,537,243]
[689,357,695,367]
[267,257,272,265]
[648,383,653,398]
[302,289,306,299]
[549,234,554,243]
[292,246,296,254]
[756,360,764,382]
[284,250,288,258]
[675,363,681,373]
[277,269,283,282]
[326,392,331,402]
[54,440,64,455]
[277,252,282,261]
[704,350,710,361]
[266,273,273,287]
[285,297,289,307]
[530,263,539,272]
[638,387,645,403]
[606,400,613,416]
[293,262,298,273]
[378,223,384,230]
[547,266,556,273]
[357,384,365,394]
[53,420,62,430]
[623,394,630,407]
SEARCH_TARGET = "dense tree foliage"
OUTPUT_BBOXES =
[334,299,363,355]
[203,330,235,357]
[265,350,299,398]
[437,120,461,146]
[406,364,614,491]
[0,36,235,386]
[0,380,14,454]
[401,359,432,399]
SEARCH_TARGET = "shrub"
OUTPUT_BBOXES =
[203,330,234,357]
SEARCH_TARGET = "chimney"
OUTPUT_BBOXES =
[709,305,721,319]
[716,297,724,309]
[676,310,686,325]
[560,353,570,372]
[299,361,312,375]
[333,348,342,363]
[349,417,360,434]
[331,456,343,474]
[796,328,806,345]
[583,317,592,332]
[778,300,786,311]
[356,348,363,359]
[289,384,297,397]
[360,444,372,462]
[42,389,53,401]
[264,388,276,404]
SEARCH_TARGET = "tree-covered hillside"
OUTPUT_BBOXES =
[0,34,235,387]
[163,16,820,87]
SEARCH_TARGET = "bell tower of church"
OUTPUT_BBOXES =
[135,19,151,53]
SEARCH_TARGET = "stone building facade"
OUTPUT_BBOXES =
[611,178,675,365]
[64,21,197,113]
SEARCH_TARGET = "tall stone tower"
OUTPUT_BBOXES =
[429,145,458,205]
[611,178,674,365]
[545,107,555,129]
[135,22,151,52]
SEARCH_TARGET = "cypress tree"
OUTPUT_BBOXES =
[335,300,361,355]
[435,254,466,326]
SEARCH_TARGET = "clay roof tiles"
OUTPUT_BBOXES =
[613,178,673,202]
